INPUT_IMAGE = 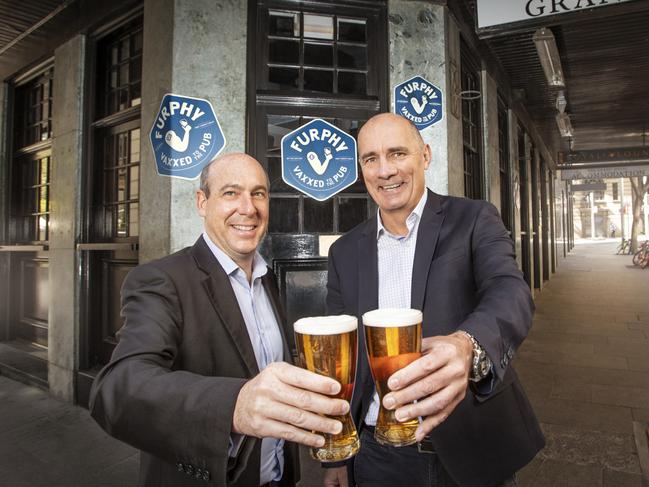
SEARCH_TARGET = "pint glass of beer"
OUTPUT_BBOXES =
[363,308,422,447]
[294,315,360,462]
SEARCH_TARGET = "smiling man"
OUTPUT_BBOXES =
[90,153,349,487]
[324,114,544,487]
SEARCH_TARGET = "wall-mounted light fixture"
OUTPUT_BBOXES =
[555,112,573,137]
[533,27,565,88]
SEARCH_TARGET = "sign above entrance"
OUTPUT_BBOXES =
[560,165,649,180]
[281,119,357,201]
[559,147,649,165]
[393,75,443,130]
[476,0,638,30]
[149,94,226,180]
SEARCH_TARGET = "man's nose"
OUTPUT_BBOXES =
[237,193,256,215]
[377,156,398,178]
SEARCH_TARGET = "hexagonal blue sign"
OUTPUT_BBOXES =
[149,93,226,180]
[394,75,443,130]
[281,119,357,201]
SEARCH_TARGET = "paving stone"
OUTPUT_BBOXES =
[521,458,603,487]
[538,423,641,474]
[532,397,634,435]
[602,468,643,487]
[592,385,649,410]
[632,409,649,423]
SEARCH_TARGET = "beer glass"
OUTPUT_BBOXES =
[294,315,360,462]
[363,308,422,447]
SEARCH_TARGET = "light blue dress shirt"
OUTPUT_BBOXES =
[202,233,284,485]
[364,191,428,426]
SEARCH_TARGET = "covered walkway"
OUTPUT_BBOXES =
[517,240,648,487]
[0,241,648,487]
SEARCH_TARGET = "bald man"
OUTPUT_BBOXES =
[90,153,348,487]
[324,114,544,487]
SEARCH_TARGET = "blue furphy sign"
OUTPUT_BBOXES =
[281,119,357,201]
[394,75,443,130]
[149,94,226,179]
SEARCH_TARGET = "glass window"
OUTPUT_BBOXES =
[304,14,333,40]
[97,20,143,118]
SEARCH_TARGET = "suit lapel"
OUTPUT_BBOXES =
[411,190,445,311]
[191,237,260,376]
[262,271,294,363]
[357,219,379,407]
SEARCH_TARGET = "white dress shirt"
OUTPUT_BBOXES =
[364,191,428,426]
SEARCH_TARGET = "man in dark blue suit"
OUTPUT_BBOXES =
[323,113,544,487]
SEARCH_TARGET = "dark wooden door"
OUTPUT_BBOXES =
[249,1,388,327]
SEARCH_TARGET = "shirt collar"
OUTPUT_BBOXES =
[376,189,428,240]
[202,232,268,281]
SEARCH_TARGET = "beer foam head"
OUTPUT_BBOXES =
[294,315,358,335]
[362,308,423,327]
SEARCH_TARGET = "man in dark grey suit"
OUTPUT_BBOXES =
[323,114,544,487]
[90,153,349,487]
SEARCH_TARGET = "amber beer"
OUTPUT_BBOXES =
[294,315,360,462]
[363,308,422,446]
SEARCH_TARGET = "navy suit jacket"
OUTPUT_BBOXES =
[327,190,544,487]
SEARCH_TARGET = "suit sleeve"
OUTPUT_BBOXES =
[326,244,347,315]
[458,202,535,386]
[89,263,256,485]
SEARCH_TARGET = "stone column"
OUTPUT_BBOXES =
[482,71,500,208]
[48,35,86,401]
[388,1,463,196]
[140,0,248,262]
[0,83,9,339]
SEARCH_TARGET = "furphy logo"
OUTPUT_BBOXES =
[394,75,443,130]
[281,119,357,201]
[149,94,226,179]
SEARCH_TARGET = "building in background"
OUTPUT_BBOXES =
[1,0,647,407]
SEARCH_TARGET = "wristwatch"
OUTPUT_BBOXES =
[460,331,492,383]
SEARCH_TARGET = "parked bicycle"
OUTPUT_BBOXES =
[632,240,649,269]
[616,237,632,255]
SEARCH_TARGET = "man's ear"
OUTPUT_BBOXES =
[422,144,432,170]
[196,190,207,217]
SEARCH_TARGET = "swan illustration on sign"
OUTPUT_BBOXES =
[281,119,357,201]
[149,94,226,179]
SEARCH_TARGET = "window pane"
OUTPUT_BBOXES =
[129,165,139,199]
[269,198,299,233]
[269,10,299,37]
[338,18,366,42]
[338,45,367,69]
[130,128,140,162]
[304,69,333,93]
[117,168,127,202]
[304,14,333,40]
[304,42,333,67]
[269,67,299,89]
[267,115,300,153]
[267,157,297,193]
[129,202,139,237]
[338,71,366,95]
[339,198,368,232]
[304,198,333,233]
[269,39,299,64]
[116,204,127,237]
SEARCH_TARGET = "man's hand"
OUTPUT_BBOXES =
[323,466,348,487]
[232,362,349,447]
[382,332,473,441]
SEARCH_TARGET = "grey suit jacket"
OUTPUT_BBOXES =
[327,190,544,487]
[90,236,299,487]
